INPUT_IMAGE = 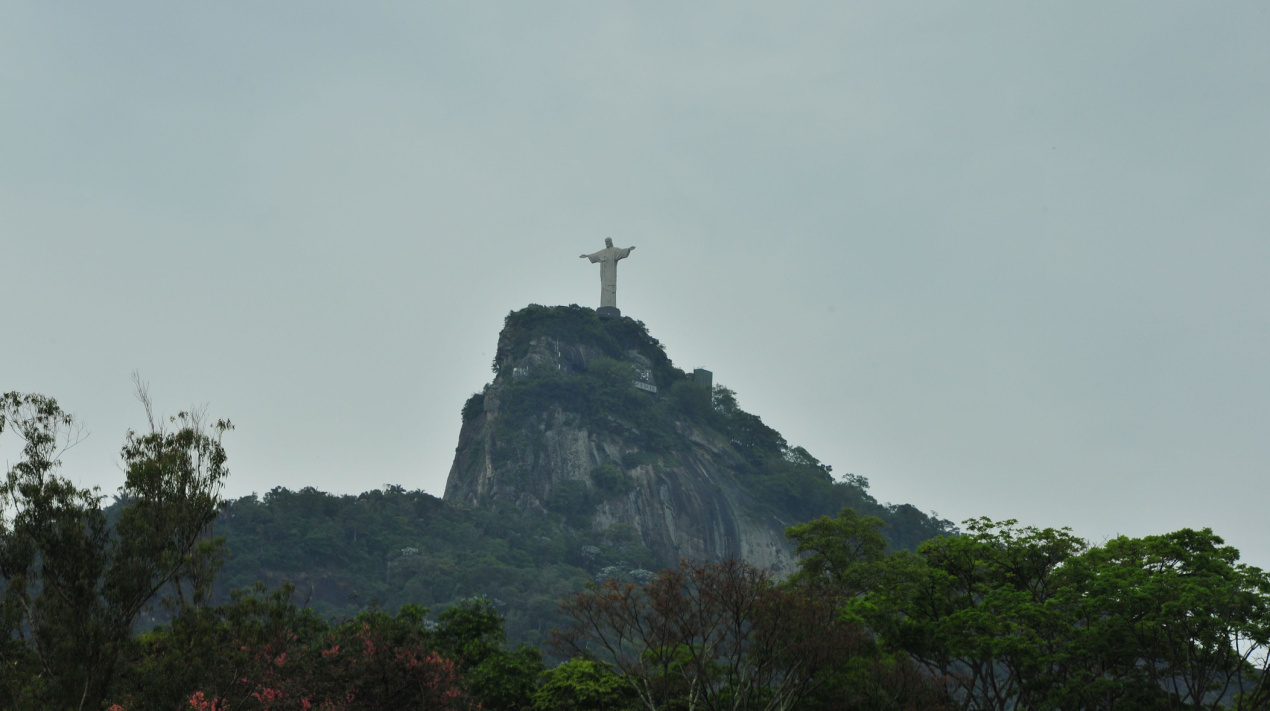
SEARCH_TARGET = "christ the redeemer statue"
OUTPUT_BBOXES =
[580,237,635,318]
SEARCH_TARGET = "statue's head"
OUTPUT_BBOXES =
[605,237,614,248]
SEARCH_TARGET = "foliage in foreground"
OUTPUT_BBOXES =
[791,510,1270,710]
[3,389,1269,710]
[551,511,1270,710]
[115,593,538,710]
[0,391,229,710]
[552,557,941,711]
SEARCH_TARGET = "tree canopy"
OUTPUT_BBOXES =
[3,389,1267,710]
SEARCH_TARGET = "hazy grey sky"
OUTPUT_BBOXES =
[3,3,1268,567]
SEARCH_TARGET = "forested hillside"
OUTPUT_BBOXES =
[210,486,610,648]
[208,476,949,649]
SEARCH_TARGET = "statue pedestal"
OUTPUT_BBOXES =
[597,306,622,319]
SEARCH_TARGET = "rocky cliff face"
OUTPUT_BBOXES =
[443,305,953,575]
[444,305,799,573]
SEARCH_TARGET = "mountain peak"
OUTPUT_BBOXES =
[444,304,950,572]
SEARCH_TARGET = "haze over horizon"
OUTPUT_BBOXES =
[3,4,1268,567]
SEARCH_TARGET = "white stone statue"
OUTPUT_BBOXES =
[580,238,635,314]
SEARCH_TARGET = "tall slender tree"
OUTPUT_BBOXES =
[0,389,231,709]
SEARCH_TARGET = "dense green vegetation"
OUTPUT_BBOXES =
[782,511,1270,709]
[493,304,679,386]
[210,486,653,649]
[3,389,1270,709]
[206,480,943,651]
[0,391,232,709]
[554,513,1270,710]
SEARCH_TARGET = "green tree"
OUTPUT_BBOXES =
[859,518,1086,710]
[1054,529,1270,710]
[852,519,1270,710]
[533,659,634,710]
[668,379,712,421]
[786,508,889,594]
[433,597,546,710]
[0,390,231,710]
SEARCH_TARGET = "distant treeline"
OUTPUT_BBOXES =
[207,477,949,650]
